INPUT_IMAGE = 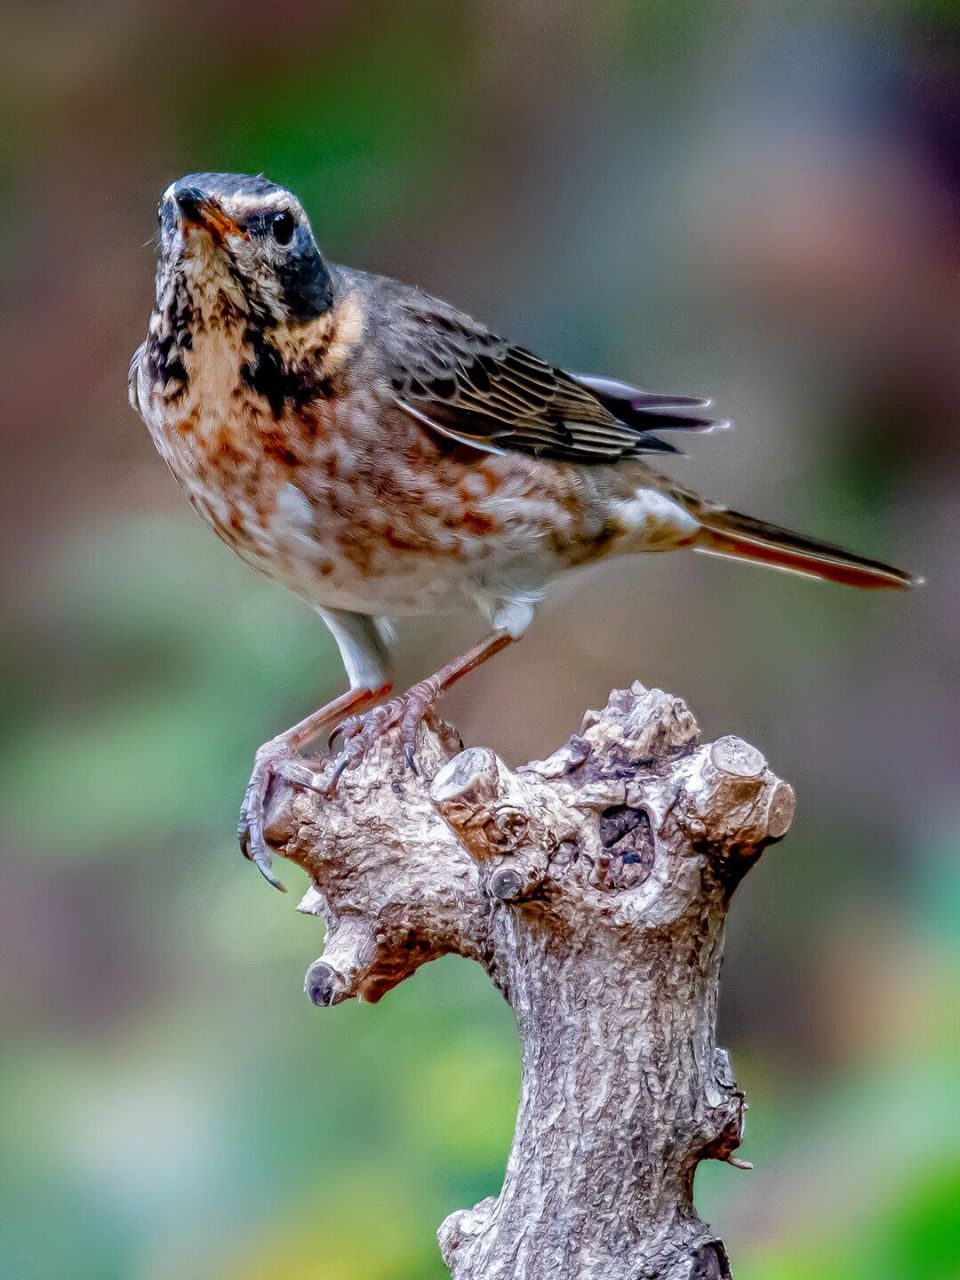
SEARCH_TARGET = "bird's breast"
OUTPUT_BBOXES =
[138,325,650,614]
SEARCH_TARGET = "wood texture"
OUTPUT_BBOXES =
[262,683,794,1279]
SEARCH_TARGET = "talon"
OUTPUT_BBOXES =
[325,689,439,784]
[328,710,372,753]
[327,753,351,792]
[327,719,350,753]
[254,847,287,892]
[401,707,425,768]
[238,740,293,892]
[236,686,391,891]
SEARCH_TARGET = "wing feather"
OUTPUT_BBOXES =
[362,272,718,464]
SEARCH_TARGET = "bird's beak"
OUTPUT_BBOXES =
[174,188,246,241]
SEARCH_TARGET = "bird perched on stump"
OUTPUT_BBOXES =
[130,171,916,889]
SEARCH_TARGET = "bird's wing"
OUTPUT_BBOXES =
[369,278,716,465]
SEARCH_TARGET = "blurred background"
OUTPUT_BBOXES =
[1,1,958,1277]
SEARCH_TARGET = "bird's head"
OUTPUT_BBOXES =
[156,172,334,326]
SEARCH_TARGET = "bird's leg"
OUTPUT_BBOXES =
[331,629,515,778]
[240,609,394,891]
[239,684,390,890]
[398,629,514,765]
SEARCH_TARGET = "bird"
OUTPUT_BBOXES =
[130,171,916,890]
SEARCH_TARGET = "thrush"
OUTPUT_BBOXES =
[130,172,916,889]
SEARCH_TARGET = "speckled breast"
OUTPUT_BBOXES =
[140,361,611,618]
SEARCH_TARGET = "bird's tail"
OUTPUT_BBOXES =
[691,501,917,590]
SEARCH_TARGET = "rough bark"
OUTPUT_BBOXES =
[262,682,794,1280]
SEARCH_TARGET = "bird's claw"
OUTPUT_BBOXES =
[240,682,461,883]
[328,698,409,783]
[326,678,445,789]
[238,738,323,892]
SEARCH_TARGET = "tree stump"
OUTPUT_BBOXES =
[262,682,794,1280]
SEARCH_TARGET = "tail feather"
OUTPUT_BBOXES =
[692,503,916,590]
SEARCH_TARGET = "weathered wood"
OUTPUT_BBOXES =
[263,683,794,1279]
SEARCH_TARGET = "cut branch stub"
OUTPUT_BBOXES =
[431,746,575,903]
[262,683,794,1279]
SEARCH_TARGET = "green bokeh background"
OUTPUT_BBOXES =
[1,2,958,1277]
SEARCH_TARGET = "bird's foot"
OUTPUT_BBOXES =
[238,736,331,892]
[237,685,390,890]
[329,675,460,786]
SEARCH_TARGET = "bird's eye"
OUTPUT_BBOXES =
[271,210,295,245]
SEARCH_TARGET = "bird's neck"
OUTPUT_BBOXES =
[141,282,367,469]
[142,285,246,435]
[234,289,366,420]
